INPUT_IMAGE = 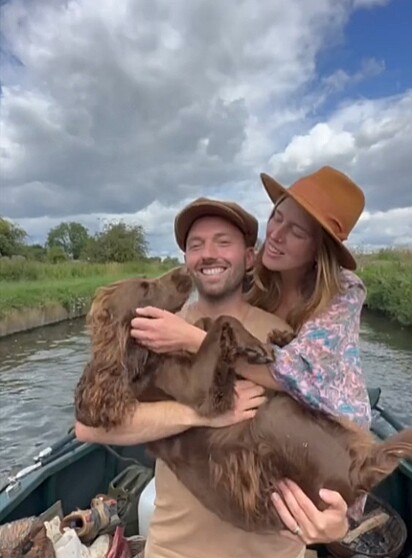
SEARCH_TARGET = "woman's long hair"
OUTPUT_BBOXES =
[246,214,344,331]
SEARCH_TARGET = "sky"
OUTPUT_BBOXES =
[1,0,411,259]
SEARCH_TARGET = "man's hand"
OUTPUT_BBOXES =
[272,479,349,544]
[203,380,267,428]
[130,306,205,353]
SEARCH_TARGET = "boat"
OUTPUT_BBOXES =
[1,387,411,557]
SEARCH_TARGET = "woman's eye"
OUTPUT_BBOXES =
[292,228,307,239]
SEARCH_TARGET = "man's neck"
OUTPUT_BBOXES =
[193,291,250,321]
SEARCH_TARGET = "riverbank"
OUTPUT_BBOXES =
[0,251,411,336]
[0,260,175,336]
[356,249,412,327]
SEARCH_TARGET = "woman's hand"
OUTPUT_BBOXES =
[130,306,206,353]
[203,380,267,428]
[271,479,349,544]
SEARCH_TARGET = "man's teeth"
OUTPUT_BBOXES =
[201,267,226,275]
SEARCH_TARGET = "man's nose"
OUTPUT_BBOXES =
[201,242,219,259]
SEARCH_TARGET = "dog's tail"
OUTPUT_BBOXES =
[354,427,412,494]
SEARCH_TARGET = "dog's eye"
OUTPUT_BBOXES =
[22,541,33,555]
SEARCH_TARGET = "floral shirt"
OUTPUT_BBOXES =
[270,269,372,430]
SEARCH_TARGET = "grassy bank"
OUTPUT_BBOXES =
[0,260,175,319]
[356,249,412,327]
[0,250,411,328]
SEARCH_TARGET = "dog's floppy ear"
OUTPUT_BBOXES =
[194,317,214,332]
[124,338,152,394]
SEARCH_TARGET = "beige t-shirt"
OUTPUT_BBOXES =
[145,304,305,558]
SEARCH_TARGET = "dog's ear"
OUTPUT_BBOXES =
[194,317,214,332]
[124,338,152,394]
[170,268,193,294]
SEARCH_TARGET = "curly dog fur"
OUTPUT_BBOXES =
[75,265,412,533]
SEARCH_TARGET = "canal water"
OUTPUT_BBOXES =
[0,311,411,484]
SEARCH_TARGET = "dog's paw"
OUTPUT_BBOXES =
[267,329,295,348]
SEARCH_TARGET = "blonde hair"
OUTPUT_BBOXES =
[246,229,344,332]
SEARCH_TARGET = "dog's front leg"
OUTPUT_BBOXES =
[155,316,273,417]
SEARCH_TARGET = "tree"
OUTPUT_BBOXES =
[47,245,68,263]
[90,221,148,263]
[0,218,27,257]
[47,222,90,260]
[22,244,48,261]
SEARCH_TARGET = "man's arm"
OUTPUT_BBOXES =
[75,380,267,446]
[75,400,205,446]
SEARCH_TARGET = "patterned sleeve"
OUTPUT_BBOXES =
[269,270,372,429]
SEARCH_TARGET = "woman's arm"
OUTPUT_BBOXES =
[267,271,371,428]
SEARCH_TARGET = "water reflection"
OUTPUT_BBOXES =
[0,312,411,484]
[360,310,412,427]
[0,319,89,482]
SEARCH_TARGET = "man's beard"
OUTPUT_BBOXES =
[191,269,245,303]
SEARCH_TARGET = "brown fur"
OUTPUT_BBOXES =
[75,265,412,533]
[0,517,55,558]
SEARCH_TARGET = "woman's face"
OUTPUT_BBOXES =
[262,196,320,273]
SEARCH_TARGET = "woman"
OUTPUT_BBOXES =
[131,165,372,546]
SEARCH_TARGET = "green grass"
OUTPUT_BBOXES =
[0,259,172,282]
[0,251,411,326]
[356,249,412,326]
[0,261,174,318]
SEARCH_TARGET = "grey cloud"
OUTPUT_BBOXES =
[1,0,355,219]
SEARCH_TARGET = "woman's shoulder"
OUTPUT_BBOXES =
[338,268,367,303]
[340,268,365,289]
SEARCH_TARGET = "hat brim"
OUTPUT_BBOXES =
[260,173,357,270]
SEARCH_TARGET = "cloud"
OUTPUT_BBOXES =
[352,0,391,9]
[321,58,385,96]
[1,0,352,219]
[267,91,412,211]
[1,0,410,255]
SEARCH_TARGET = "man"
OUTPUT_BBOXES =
[76,198,347,557]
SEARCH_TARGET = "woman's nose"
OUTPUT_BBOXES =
[268,222,285,243]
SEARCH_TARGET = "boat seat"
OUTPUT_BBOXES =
[138,477,156,538]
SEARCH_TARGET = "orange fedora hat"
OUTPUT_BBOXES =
[260,166,365,270]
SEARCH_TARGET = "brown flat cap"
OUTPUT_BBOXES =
[174,197,258,251]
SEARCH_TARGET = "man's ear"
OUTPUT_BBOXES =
[245,246,256,272]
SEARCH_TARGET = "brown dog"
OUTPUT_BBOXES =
[75,266,412,533]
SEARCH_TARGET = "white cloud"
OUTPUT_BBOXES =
[267,91,412,210]
[0,0,353,220]
[1,0,410,255]
[353,0,391,9]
